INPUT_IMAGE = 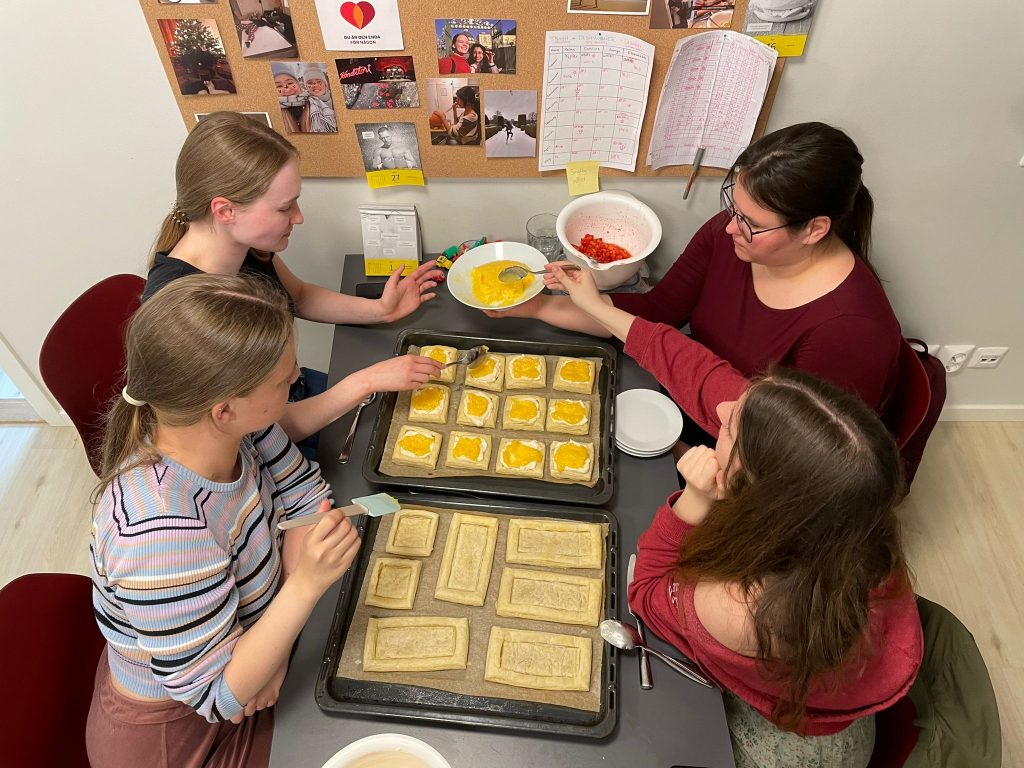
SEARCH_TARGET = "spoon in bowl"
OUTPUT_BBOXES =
[498,263,581,283]
[599,619,715,689]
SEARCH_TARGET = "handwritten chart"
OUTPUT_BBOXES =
[647,31,777,172]
[539,31,655,173]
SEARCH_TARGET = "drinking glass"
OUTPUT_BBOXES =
[526,213,562,261]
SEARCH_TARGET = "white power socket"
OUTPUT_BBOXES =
[938,344,975,373]
[968,346,1009,369]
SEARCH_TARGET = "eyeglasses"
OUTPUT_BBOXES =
[720,176,805,243]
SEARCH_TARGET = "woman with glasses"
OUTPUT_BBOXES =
[490,122,900,444]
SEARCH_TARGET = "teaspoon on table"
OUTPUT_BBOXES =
[337,392,377,464]
[497,263,581,283]
[599,619,715,689]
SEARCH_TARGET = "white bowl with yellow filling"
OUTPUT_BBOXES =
[407,384,450,424]
[446,241,548,311]
[419,345,457,384]
[549,440,595,481]
[495,438,546,478]
[505,354,547,389]
[392,425,443,469]
[501,395,546,431]
[444,431,492,470]
[546,398,591,435]
[464,352,506,392]
[455,389,499,429]
[553,357,596,395]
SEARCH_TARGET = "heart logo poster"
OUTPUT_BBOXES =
[314,0,404,51]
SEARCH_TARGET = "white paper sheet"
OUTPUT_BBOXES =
[647,31,777,171]
[538,31,655,173]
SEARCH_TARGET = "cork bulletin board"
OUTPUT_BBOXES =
[140,0,785,179]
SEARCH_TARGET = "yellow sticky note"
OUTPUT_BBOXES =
[752,34,808,57]
[566,161,600,196]
[366,169,425,189]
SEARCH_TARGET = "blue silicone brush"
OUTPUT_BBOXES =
[277,492,401,531]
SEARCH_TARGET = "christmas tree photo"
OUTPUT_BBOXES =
[157,18,236,95]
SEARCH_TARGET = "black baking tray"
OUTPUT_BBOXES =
[361,329,618,505]
[314,494,620,739]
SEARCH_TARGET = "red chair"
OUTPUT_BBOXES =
[39,274,145,475]
[0,573,106,768]
[882,338,946,486]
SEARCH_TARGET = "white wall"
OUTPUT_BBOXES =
[2,1,1021,424]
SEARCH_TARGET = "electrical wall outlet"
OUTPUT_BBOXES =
[968,346,1009,369]
[938,344,975,374]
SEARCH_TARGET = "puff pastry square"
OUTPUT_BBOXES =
[552,357,596,395]
[420,345,457,384]
[455,389,499,429]
[364,557,422,610]
[464,353,506,392]
[505,354,547,390]
[546,399,592,435]
[385,508,440,557]
[407,384,450,424]
[391,426,442,469]
[549,440,596,482]
[494,438,546,479]
[501,395,547,432]
[484,626,592,692]
[505,518,605,570]
[363,616,470,672]
[434,513,499,606]
[496,567,604,626]
[444,431,492,470]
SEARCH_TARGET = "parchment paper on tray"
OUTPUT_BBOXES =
[377,347,603,488]
[336,506,608,713]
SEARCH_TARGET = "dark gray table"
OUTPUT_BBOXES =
[270,262,735,768]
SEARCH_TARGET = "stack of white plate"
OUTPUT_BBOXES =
[614,389,683,458]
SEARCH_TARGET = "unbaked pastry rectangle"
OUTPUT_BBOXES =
[385,508,440,557]
[364,557,422,610]
[505,518,605,570]
[496,567,604,626]
[433,512,499,606]
[363,616,470,672]
[484,626,592,691]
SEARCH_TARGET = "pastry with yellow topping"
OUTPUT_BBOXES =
[444,431,492,470]
[419,345,457,384]
[552,357,596,394]
[391,425,443,469]
[495,438,546,478]
[546,398,591,436]
[505,354,547,389]
[549,440,595,481]
[464,352,506,392]
[407,384,450,424]
[501,395,546,432]
[470,260,534,308]
[455,388,499,429]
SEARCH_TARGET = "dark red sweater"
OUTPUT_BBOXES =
[628,493,923,736]
[613,212,900,415]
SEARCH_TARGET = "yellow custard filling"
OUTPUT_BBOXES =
[468,355,498,379]
[424,347,451,364]
[466,392,490,417]
[554,442,591,472]
[470,261,534,307]
[452,435,483,462]
[509,398,540,422]
[511,356,541,380]
[551,400,587,425]
[398,433,434,457]
[503,441,543,469]
[411,387,444,412]
[559,360,592,383]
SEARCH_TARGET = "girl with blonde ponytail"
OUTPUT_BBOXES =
[144,111,445,455]
[86,274,361,768]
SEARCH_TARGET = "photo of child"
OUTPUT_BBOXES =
[271,62,337,134]
[426,79,482,146]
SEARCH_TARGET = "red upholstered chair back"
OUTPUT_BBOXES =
[882,338,945,486]
[0,573,105,768]
[39,274,145,475]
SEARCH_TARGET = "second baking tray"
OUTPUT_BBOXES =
[315,494,619,739]
[361,329,617,505]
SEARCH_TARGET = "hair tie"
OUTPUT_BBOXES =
[121,386,147,407]
[170,203,190,227]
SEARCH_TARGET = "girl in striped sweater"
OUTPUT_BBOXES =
[86,274,361,768]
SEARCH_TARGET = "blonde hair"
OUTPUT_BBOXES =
[93,273,294,498]
[151,112,298,265]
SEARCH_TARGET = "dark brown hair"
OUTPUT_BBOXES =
[734,122,875,267]
[677,367,908,729]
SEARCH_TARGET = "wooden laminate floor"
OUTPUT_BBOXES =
[0,422,1018,764]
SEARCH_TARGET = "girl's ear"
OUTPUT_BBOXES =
[210,197,235,224]
[210,399,235,427]
[802,215,832,246]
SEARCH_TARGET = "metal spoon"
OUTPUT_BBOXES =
[497,263,581,283]
[443,345,487,368]
[337,392,377,464]
[599,619,715,689]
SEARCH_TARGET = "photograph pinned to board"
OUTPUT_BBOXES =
[157,18,236,95]
[650,0,736,29]
[484,91,537,158]
[271,62,338,134]
[336,56,419,109]
[567,0,652,15]
[158,0,217,4]
[195,111,273,128]
[314,0,405,51]
[355,123,425,189]
[426,79,482,147]
[229,0,297,59]
[742,0,819,56]
[435,19,517,75]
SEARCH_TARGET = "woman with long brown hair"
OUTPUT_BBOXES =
[629,368,923,767]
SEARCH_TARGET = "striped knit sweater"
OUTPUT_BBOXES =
[90,423,330,723]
